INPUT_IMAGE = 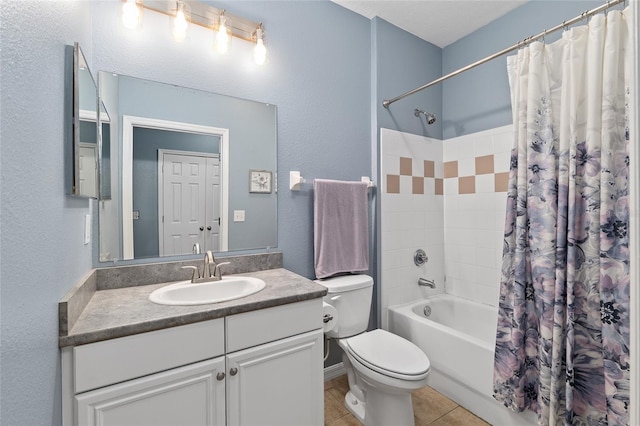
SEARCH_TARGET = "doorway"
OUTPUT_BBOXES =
[122,115,229,260]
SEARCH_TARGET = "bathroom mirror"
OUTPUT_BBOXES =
[70,43,100,199]
[98,72,277,262]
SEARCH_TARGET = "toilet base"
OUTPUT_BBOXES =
[343,385,416,426]
[344,390,365,424]
[362,384,415,426]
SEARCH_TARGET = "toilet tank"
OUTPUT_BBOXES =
[316,274,373,339]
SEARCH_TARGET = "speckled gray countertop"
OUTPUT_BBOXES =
[59,268,327,348]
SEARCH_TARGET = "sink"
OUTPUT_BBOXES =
[149,276,266,306]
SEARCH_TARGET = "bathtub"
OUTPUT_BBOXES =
[388,295,536,426]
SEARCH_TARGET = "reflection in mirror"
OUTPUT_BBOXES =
[98,72,277,262]
[72,43,100,198]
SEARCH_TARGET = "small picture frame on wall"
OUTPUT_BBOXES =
[249,170,272,193]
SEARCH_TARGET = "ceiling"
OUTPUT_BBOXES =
[331,0,528,48]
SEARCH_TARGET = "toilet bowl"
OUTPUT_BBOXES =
[317,275,431,426]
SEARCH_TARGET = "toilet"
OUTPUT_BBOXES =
[317,274,431,426]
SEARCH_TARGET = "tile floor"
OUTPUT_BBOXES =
[324,375,490,426]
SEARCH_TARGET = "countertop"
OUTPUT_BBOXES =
[59,268,327,347]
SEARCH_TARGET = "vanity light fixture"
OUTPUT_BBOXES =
[121,0,268,64]
[172,0,190,42]
[122,0,143,29]
[253,24,267,65]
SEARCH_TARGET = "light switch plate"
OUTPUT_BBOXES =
[233,210,245,222]
[84,214,91,245]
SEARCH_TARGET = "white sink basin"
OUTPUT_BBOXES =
[149,276,266,306]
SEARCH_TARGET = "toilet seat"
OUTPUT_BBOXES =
[344,329,430,381]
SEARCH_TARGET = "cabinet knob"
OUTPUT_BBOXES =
[216,372,225,381]
[229,368,238,376]
[200,226,205,231]
[207,226,212,231]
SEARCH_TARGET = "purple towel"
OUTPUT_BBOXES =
[314,179,369,279]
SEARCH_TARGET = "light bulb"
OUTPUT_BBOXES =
[253,29,267,65]
[122,0,141,29]
[216,15,230,54]
[173,2,189,42]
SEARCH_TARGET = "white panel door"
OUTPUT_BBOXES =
[226,330,324,426]
[75,357,226,426]
[160,153,207,256]
[205,156,221,252]
[79,143,98,198]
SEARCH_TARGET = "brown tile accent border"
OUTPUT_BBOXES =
[443,161,458,178]
[475,155,494,175]
[459,176,476,194]
[495,172,509,192]
[412,177,424,194]
[400,157,412,176]
[424,160,435,178]
[435,178,443,195]
[387,174,400,193]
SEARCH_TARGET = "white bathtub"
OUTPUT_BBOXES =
[388,295,536,426]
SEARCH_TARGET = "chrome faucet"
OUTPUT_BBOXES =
[181,251,231,283]
[203,250,215,280]
[418,278,436,288]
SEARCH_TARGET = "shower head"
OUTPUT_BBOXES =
[414,109,436,125]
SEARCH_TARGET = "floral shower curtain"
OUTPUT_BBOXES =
[493,8,632,426]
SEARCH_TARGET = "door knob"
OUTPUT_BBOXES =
[229,368,238,376]
[217,372,225,381]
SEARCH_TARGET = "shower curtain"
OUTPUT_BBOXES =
[493,8,632,426]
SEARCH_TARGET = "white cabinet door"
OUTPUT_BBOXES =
[226,330,323,426]
[76,357,225,426]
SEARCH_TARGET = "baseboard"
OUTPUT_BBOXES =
[324,362,346,382]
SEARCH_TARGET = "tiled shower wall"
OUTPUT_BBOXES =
[380,128,445,328]
[442,125,512,307]
[380,125,513,326]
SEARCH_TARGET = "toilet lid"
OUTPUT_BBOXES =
[345,329,430,380]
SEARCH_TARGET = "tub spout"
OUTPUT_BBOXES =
[418,278,435,288]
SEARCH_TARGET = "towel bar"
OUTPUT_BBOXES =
[289,171,375,191]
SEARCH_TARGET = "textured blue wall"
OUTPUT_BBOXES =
[442,0,608,138]
[374,17,443,140]
[0,2,94,425]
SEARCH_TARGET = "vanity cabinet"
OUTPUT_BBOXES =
[76,357,226,425]
[62,299,323,426]
[227,331,323,426]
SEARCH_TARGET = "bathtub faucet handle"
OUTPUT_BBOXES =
[418,278,436,288]
[414,249,428,266]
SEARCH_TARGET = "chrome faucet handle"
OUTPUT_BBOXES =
[213,262,231,280]
[203,250,216,278]
[181,266,200,282]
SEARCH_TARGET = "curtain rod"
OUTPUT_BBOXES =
[382,0,625,109]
